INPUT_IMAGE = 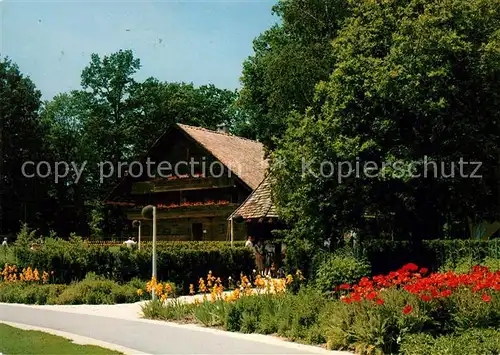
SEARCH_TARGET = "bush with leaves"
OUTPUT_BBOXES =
[13,237,255,290]
[400,329,500,355]
[314,253,370,295]
[0,273,150,305]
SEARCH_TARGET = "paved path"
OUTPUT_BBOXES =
[0,303,350,354]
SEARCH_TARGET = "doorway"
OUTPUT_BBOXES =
[192,223,203,241]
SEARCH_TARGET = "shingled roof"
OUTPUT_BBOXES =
[105,124,267,202]
[228,175,278,220]
[178,124,267,190]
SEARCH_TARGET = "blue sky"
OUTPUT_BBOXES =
[1,0,278,100]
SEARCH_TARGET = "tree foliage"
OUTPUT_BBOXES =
[238,0,351,147]
[272,0,500,245]
[0,57,47,235]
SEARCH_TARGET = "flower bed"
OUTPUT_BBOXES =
[141,263,500,354]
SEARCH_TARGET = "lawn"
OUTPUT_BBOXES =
[0,324,123,354]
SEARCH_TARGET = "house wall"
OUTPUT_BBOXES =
[116,128,252,241]
[138,217,247,241]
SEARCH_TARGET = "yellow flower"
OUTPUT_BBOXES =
[198,278,207,293]
[137,289,144,296]
[231,288,240,301]
[155,283,163,297]
[189,284,195,295]
[33,269,40,281]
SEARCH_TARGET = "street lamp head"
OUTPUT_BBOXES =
[141,205,155,219]
[132,220,141,228]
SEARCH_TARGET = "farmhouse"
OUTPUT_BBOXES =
[106,123,275,241]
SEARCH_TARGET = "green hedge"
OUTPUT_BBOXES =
[13,238,255,292]
[361,239,500,275]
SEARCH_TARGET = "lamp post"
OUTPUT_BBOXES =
[141,205,157,300]
[132,220,142,250]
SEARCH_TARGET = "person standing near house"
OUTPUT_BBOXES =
[245,235,254,248]
[255,239,265,274]
[1,237,7,247]
[264,240,275,275]
[123,237,137,249]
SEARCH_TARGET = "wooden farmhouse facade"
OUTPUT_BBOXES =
[106,124,268,241]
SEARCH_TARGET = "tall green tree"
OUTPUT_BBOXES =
[128,80,239,153]
[272,0,500,245]
[0,58,47,235]
[75,49,141,198]
[40,93,89,236]
[238,0,351,147]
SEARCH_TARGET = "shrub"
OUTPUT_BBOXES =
[448,288,500,331]
[0,282,60,304]
[280,287,327,343]
[55,273,143,305]
[221,287,327,343]
[224,295,265,332]
[0,248,17,267]
[13,238,255,290]
[321,288,432,354]
[141,299,195,321]
[400,329,500,355]
[194,300,228,327]
[314,254,370,294]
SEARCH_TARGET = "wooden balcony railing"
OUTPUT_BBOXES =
[131,175,235,194]
[126,202,239,220]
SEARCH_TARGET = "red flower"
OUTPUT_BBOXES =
[440,290,452,298]
[366,291,377,300]
[420,294,432,302]
[482,293,492,302]
[402,304,413,315]
[375,298,385,305]
[403,263,419,272]
[342,297,352,304]
[419,268,428,274]
[339,284,351,290]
